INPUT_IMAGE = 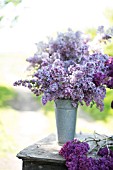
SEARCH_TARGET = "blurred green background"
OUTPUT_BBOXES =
[0,1,113,170]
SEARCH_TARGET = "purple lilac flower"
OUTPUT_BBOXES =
[59,139,89,160]
[13,26,113,112]
[93,72,106,86]
[98,147,113,157]
[97,26,104,34]
[105,57,113,89]
[59,138,113,170]
[49,83,58,92]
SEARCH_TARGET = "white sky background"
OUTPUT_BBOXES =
[0,0,113,54]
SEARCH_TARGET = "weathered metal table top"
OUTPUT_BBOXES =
[17,133,91,170]
[17,134,65,163]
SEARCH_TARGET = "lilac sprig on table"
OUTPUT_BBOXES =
[13,26,113,111]
[59,132,113,170]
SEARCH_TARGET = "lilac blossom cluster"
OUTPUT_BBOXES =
[59,137,113,170]
[13,26,113,111]
[106,57,113,89]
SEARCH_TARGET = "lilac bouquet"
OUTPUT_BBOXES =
[14,26,113,111]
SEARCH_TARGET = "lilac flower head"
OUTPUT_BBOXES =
[60,134,113,170]
[13,26,113,112]
[97,26,104,34]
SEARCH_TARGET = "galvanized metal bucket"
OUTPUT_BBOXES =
[54,99,78,145]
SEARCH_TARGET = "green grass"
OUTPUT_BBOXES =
[33,95,54,115]
[0,86,17,108]
[104,39,113,56]
[82,89,113,121]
